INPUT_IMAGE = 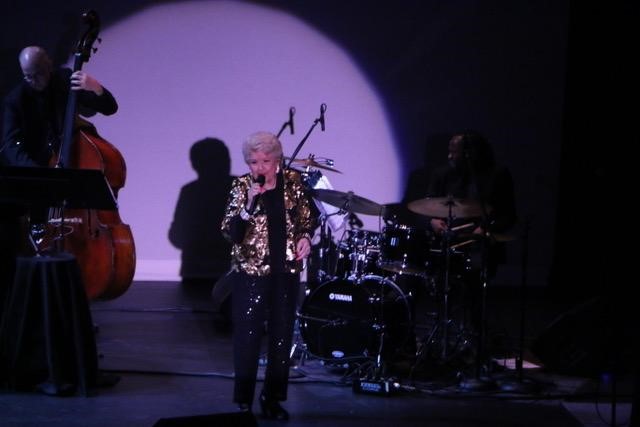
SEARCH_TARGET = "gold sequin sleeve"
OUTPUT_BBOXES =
[221,171,317,276]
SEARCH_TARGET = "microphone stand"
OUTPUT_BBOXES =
[287,104,327,368]
[285,104,326,169]
[276,107,295,138]
[497,218,542,393]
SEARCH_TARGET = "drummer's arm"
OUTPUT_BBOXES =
[430,218,447,234]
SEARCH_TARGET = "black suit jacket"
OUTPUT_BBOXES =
[1,67,117,167]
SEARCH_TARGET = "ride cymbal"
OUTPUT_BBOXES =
[407,197,491,219]
[311,189,383,215]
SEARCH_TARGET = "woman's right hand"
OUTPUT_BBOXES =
[245,181,265,210]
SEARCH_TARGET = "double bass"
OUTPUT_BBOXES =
[46,10,135,300]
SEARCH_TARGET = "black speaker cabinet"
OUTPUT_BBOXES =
[153,411,257,427]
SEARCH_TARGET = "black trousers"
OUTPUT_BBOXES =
[232,271,298,405]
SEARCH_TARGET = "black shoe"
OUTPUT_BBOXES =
[237,402,251,412]
[259,393,289,420]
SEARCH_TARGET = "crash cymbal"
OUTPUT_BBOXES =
[312,189,383,215]
[407,197,490,219]
[285,157,342,173]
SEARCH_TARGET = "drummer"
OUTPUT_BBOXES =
[408,131,516,338]
[423,130,516,262]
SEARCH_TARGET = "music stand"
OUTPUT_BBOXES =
[0,166,117,254]
[0,166,117,394]
[0,166,117,210]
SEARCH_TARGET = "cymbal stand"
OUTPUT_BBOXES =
[407,197,457,382]
[456,140,497,391]
[439,199,456,361]
[456,232,497,390]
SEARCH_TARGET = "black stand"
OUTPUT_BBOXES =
[458,145,497,392]
[408,200,471,383]
[497,219,542,393]
[0,166,116,254]
[0,166,117,396]
[0,253,98,396]
[458,233,497,392]
[276,107,295,138]
[0,166,117,211]
[285,104,326,170]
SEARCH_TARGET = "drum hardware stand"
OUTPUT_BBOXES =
[457,226,497,390]
[407,198,462,382]
[316,212,332,281]
[289,316,310,368]
[455,144,499,391]
[353,294,397,396]
[439,197,459,361]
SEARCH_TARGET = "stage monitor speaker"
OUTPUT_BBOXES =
[153,411,257,427]
[531,297,633,377]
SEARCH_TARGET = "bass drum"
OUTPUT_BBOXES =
[298,275,412,362]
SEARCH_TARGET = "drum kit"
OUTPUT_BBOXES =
[289,156,516,379]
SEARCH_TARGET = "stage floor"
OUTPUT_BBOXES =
[0,280,633,427]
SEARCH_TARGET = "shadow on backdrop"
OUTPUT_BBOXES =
[168,138,234,293]
[402,131,450,204]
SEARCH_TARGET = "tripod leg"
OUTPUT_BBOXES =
[409,321,439,382]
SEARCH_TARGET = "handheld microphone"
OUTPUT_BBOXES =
[247,175,265,214]
[289,107,295,134]
[319,103,326,131]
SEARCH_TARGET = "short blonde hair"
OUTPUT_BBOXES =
[242,131,283,163]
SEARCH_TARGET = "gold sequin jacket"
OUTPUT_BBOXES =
[221,169,315,276]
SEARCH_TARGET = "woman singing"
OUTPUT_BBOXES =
[221,131,314,419]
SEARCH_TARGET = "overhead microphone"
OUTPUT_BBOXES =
[289,107,295,134]
[318,103,327,131]
[247,174,265,214]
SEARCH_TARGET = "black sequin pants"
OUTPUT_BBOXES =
[232,271,298,405]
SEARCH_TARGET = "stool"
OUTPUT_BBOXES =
[0,252,97,396]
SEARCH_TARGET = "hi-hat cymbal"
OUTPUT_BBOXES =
[407,197,490,218]
[285,157,342,173]
[311,189,383,215]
